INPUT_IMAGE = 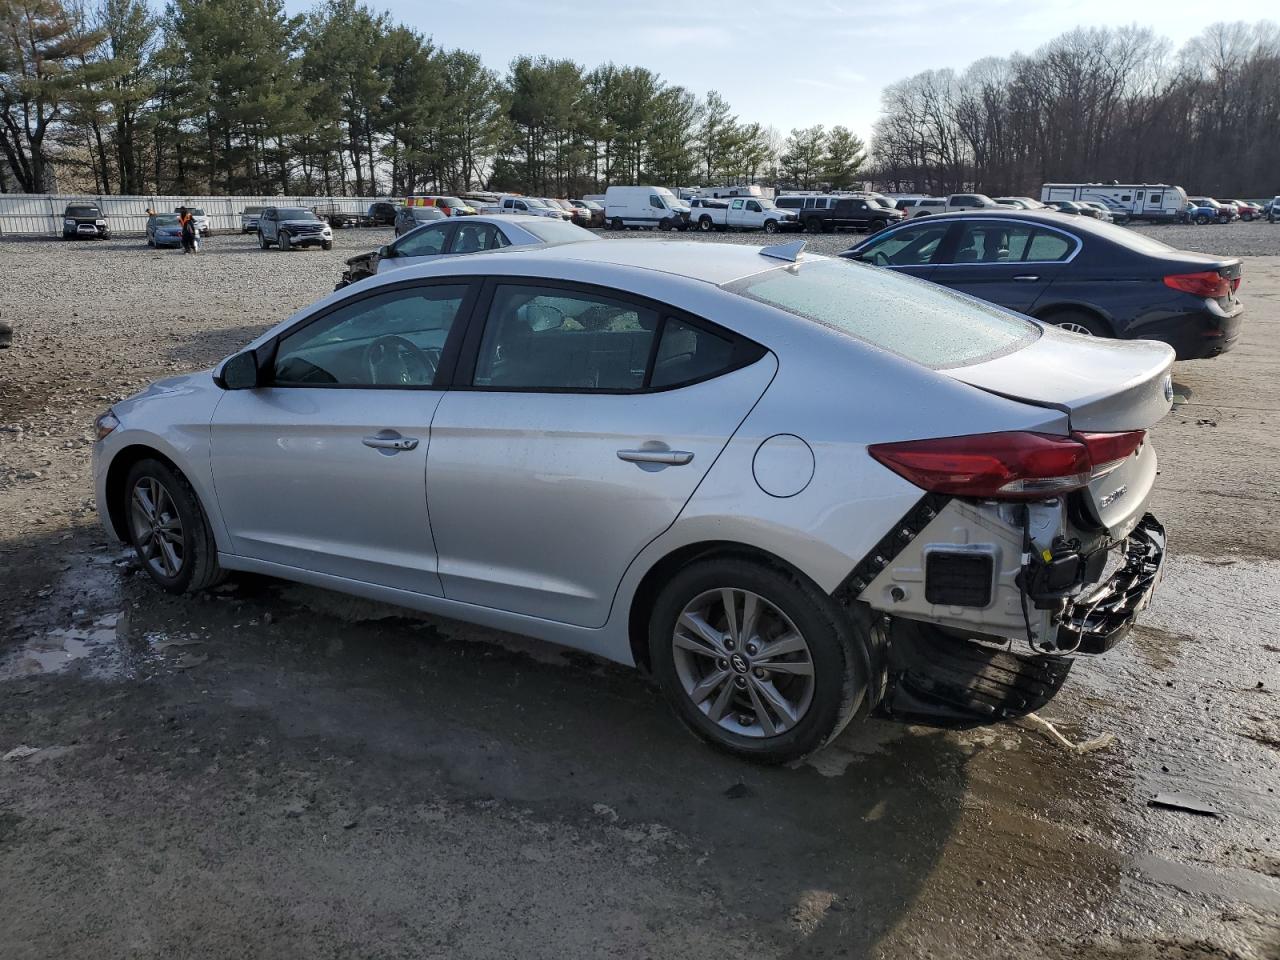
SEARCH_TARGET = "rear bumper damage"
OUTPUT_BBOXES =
[841,498,1167,726]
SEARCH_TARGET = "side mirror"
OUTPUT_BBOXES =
[378,244,393,259]
[216,350,260,390]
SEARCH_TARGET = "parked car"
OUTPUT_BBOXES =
[546,198,592,226]
[995,197,1049,211]
[240,206,263,233]
[1188,197,1235,223]
[336,214,598,288]
[797,196,905,234]
[313,202,361,229]
[1224,200,1261,222]
[693,196,798,234]
[366,201,399,226]
[395,205,447,237]
[1079,201,1114,223]
[900,197,947,218]
[1045,200,1088,216]
[257,206,333,251]
[93,237,1171,762]
[146,213,183,248]
[536,199,576,221]
[604,185,691,231]
[487,195,565,220]
[568,198,605,227]
[406,195,476,217]
[175,207,211,236]
[842,210,1244,360]
[1180,200,1217,225]
[1269,197,1280,223]
[61,203,110,240]
[1082,196,1131,224]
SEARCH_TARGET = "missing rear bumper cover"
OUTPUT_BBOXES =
[1058,513,1165,654]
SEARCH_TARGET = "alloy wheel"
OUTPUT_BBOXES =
[129,476,185,579]
[1056,321,1094,336]
[671,588,815,738]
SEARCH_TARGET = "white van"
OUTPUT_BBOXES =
[603,186,691,231]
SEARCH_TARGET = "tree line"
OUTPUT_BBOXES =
[872,21,1280,198]
[0,0,867,197]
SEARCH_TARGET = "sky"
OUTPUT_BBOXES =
[285,0,1278,142]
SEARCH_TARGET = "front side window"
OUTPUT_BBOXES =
[395,225,450,257]
[451,223,508,253]
[727,259,1038,369]
[650,195,665,209]
[855,222,951,267]
[273,284,468,387]
[747,200,761,212]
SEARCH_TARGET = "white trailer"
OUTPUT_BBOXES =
[1040,183,1187,222]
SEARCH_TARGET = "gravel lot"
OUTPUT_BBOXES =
[1,221,1278,959]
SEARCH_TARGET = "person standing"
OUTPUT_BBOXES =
[178,207,197,254]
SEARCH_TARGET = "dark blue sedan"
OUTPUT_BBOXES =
[841,210,1244,360]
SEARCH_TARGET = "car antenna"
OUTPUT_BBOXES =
[759,239,805,262]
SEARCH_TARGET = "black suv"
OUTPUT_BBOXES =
[800,197,903,234]
[62,203,110,240]
[366,201,398,226]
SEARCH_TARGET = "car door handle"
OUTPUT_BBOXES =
[617,449,694,466]
[1013,274,1040,282]
[363,433,418,452]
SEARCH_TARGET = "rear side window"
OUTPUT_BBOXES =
[650,318,735,389]
[727,259,1038,369]
[1025,230,1073,261]
[950,223,1036,263]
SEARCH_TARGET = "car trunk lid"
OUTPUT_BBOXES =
[944,328,1174,538]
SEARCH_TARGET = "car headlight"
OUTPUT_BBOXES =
[96,219,106,225]
[94,410,119,440]
[64,219,75,226]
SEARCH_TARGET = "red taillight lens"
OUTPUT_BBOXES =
[1164,271,1230,298]
[869,430,1145,500]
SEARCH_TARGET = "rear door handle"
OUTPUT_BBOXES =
[363,432,419,452]
[617,449,694,466]
[1013,274,1040,282]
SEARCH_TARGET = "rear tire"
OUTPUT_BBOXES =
[648,556,869,764]
[610,218,623,231]
[1046,309,1110,338]
[123,458,225,595]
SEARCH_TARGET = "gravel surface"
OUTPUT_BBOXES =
[1,227,1278,959]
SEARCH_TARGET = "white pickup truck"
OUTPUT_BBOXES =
[691,196,798,234]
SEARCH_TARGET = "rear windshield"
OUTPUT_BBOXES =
[521,220,600,245]
[726,258,1038,369]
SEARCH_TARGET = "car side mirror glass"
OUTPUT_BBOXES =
[218,350,260,390]
[378,245,393,258]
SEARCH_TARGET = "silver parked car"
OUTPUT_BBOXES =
[379,214,597,274]
[92,239,1170,762]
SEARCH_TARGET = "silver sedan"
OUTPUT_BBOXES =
[93,239,1171,762]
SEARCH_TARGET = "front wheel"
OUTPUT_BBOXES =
[123,458,225,594]
[804,218,822,234]
[258,231,271,250]
[280,232,292,251]
[648,557,868,764]
[868,218,887,233]
[763,219,778,234]
[322,240,333,251]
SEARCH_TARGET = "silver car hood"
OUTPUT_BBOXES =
[945,324,1174,432]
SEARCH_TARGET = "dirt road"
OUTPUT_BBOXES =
[1,225,1277,959]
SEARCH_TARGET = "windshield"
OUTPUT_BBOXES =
[757,199,777,210]
[411,208,444,220]
[523,198,551,208]
[67,206,100,218]
[152,215,179,225]
[655,188,681,206]
[243,206,262,214]
[521,220,601,245]
[189,208,205,216]
[439,197,465,208]
[279,207,318,220]
[726,258,1038,369]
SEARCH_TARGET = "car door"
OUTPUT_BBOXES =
[377,222,455,274]
[426,279,776,628]
[728,197,746,228]
[260,208,276,241]
[932,220,1076,312]
[209,280,477,593]
[847,219,954,282]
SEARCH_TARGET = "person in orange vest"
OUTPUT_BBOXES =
[177,207,197,254]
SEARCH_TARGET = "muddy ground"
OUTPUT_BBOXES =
[0,223,1278,959]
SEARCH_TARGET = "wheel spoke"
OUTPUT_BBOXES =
[158,537,180,577]
[132,484,156,523]
[678,611,724,652]
[739,592,760,645]
[707,676,736,722]
[673,631,719,658]
[761,659,813,676]
[721,589,739,642]
[745,680,778,736]
[688,668,730,705]
[757,631,807,660]
[749,676,797,733]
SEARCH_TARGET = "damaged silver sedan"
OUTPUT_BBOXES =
[92,238,1170,763]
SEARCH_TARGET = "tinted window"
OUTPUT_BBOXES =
[451,222,508,253]
[1149,194,1162,204]
[777,197,801,209]
[746,200,761,212]
[474,285,658,390]
[274,285,467,387]
[727,260,1038,369]
[67,206,101,217]
[277,207,317,220]
[950,223,1036,263]
[1025,231,1073,261]
[856,222,950,266]
[395,225,450,257]
[650,318,736,389]
[919,199,944,208]
[650,195,664,209]
[520,220,598,244]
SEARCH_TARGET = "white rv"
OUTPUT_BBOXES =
[1040,183,1187,222]
[695,185,770,200]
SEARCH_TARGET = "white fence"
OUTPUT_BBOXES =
[0,194,383,236]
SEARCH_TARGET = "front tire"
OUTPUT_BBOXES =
[763,219,778,234]
[868,218,887,233]
[648,557,868,764]
[258,231,271,250]
[322,240,333,251]
[123,458,225,594]
[280,232,292,251]
[804,218,822,234]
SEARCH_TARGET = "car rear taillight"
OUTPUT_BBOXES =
[868,430,1145,500]
[1164,271,1231,298]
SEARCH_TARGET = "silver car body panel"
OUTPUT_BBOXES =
[376,214,554,275]
[98,241,1165,668]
